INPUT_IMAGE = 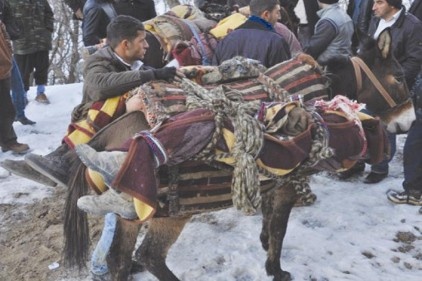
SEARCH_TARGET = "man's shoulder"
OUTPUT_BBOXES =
[86,47,116,66]
[397,12,422,34]
[403,12,422,25]
[83,0,105,13]
[226,27,280,38]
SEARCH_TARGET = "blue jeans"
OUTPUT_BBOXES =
[371,131,396,174]
[10,58,27,119]
[90,213,117,275]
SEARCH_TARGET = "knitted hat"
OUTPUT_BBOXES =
[318,0,339,4]
[386,0,402,9]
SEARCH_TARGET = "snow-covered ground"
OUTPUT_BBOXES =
[1,83,421,281]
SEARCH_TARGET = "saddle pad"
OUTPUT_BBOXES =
[154,162,276,217]
[314,111,365,172]
[265,58,329,104]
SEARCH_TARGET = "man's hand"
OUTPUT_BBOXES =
[174,69,185,82]
[153,67,175,81]
[153,67,186,82]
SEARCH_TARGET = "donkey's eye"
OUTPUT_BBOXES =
[394,76,404,85]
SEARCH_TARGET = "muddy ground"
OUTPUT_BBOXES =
[0,188,103,281]
[1,186,421,281]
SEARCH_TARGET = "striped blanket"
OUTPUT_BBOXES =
[63,96,127,148]
[129,56,329,129]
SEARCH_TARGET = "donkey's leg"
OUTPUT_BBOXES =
[260,189,276,251]
[135,216,191,281]
[107,217,142,281]
[265,182,298,281]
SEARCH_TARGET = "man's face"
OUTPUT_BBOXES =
[126,30,149,62]
[264,4,281,26]
[373,0,396,19]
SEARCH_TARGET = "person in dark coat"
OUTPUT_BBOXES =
[64,0,86,20]
[114,0,156,21]
[83,0,117,46]
[82,0,156,46]
[387,68,422,210]
[8,0,54,104]
[409,0,422,20]
[386,0,422,210]
[357,0,374,34]
[368,0,422,101]
[0,0,30,154]
[212,0,291,68]
[363,0,422,184]
[293,0,320,47]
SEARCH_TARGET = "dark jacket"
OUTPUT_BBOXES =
[303,0,320,33]
[409,0,422,21]
[8,0,54,55]
[212,17,291,67]
[357,0,373,34]
[64,0,86,20]
[65,0,86,12]
[368,8,422,89]
[0,0,20,40]
[82,0,115,46]
[114,0,156,22]
[82,46,155,104]
[82,0,157,46]
[0,0,3,19]
[413,68,422,119]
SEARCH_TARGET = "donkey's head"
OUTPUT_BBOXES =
[354,28,415,133]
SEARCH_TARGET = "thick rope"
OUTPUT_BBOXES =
[178,67,334,212]
[180,78,264,214]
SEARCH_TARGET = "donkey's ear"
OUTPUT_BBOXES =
[377,28,392,59]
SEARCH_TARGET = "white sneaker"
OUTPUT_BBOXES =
[77,189,137,219]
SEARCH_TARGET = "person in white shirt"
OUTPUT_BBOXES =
[358,0,422,184]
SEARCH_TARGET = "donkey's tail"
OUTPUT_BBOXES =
[63,152,90,269]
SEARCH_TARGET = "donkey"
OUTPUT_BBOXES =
[63,29,413,281]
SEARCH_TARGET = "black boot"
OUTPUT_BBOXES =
[0,159,57,187]
[25,144,70,187]
[337,161,365,180]
[364,171,388,184]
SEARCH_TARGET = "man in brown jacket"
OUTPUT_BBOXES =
[1,15,181,186]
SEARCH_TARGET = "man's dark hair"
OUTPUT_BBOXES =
[249,0,279,16]
[106,15,145,49]
[386,0,402,9]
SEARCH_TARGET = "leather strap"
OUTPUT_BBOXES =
[350,57,396,108]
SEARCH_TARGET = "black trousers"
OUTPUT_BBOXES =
[14,50,49,92]
[0,78,17,146]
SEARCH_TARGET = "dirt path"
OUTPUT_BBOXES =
[0,188,102,281]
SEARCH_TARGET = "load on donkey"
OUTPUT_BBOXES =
[62,26,414,281]
[138,2,302,68]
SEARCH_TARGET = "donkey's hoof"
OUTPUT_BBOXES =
[273,270,292,281]
[91,272,111,281]
[260,231,269,251]
[130,259,145,273]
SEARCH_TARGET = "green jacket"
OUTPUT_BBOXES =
[8,0,54,54]
[82,46,155,104]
